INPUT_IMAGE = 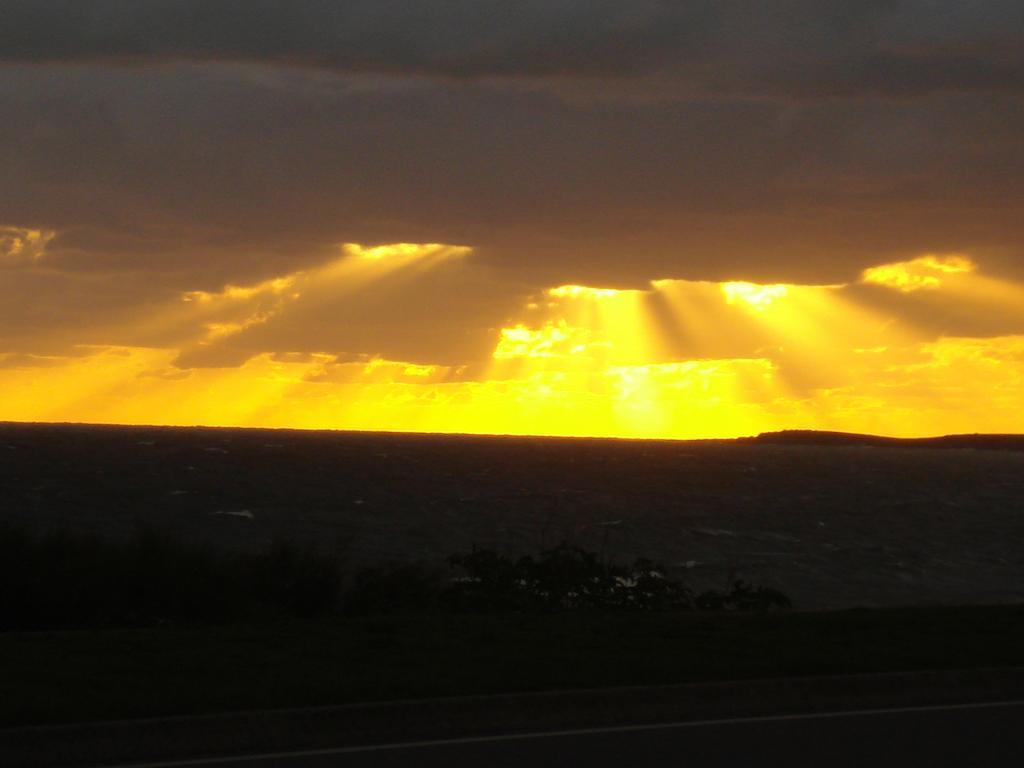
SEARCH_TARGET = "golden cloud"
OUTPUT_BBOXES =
[861,255,975,293]
[0,226,55,266]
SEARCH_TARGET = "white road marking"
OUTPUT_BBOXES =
[102,698,1024,768]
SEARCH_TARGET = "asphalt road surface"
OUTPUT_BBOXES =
[107,700,1024,768]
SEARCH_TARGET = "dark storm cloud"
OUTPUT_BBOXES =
[0,1,707,77]
[4,64,1024,284]
[1,1,1023,98]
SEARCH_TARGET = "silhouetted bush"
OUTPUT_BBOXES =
[443,544,697,613]
[0,526,789,630]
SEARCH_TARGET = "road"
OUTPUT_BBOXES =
[106,700,1024,767]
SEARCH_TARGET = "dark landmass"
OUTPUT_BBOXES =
[746,430,1024,451]
[3,421,1024,609]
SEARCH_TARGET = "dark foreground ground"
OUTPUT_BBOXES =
[4,605,1024,728]
[4,422,1024,763]
[3,421,1024,609]
[94,702,1024,768]
[7,663,1024,766]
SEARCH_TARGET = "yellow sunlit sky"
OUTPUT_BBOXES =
[4,240,1024,439]
[3,3,1024,439]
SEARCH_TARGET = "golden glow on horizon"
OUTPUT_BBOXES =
[9,334,1024,439]
[4,247,1024,439]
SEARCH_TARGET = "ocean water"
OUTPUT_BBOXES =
[3,423,1024,609]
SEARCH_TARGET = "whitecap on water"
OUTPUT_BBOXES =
[210,509,254,520]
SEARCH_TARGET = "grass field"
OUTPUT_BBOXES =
[4,605,1024,727]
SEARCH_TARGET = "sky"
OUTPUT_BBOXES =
[2,1,1024,438]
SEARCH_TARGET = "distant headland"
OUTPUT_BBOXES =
[743,430,1024,451]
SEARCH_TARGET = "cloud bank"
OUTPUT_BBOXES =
[2,1,1023,98]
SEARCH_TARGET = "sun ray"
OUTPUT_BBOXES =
[5,251,1024,439]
